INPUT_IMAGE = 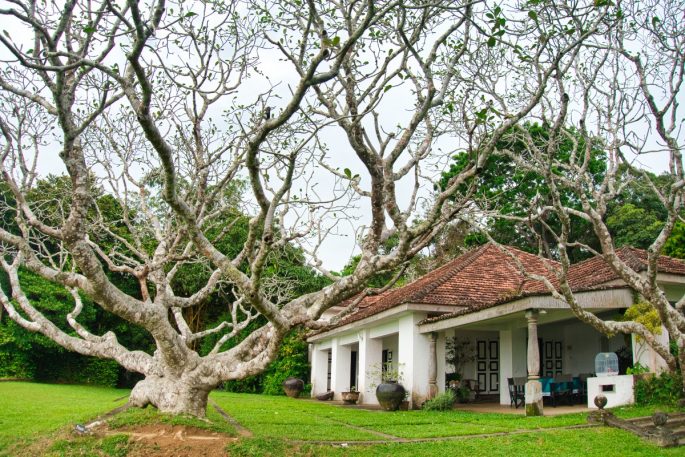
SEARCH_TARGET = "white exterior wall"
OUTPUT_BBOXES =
[398,312,430,408]
[499,329,513,405]
[382,334,399,372]
[310,345,330,396]
[538,319,624,375]
[632,326,670,374]
[357,329,383,405]
[512,328,527,377]
[499,327,529,405]
[587,374,635,408]
[330,338,352,400]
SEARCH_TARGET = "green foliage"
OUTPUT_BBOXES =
[606,203,663,249]
[663,221,685,259]
[0,268,148,387]
[438,125,681,262]
[221,328,311,395]
[620,301,662,336]
[626,362,649,375]
[422,391,455,411]
[438,123,606,260]
[338,233,406,288]
[1,174,329,392]
[75,358,121,387]
[0,349,35,379]
[634,371,683,406]
[261,329,310,395]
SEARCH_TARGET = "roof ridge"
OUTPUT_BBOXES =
[405,243,491,303]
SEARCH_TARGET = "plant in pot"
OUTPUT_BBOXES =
[445,336,475,402]
[341,386,360,404]
[371,362,406,411]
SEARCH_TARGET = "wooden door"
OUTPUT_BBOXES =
[476,339,499,393]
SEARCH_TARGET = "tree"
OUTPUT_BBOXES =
[438,123,606,261]
[0,0,617,415]
[475,0,685,395]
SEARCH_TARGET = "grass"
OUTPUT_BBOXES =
[1,382,684,456]
[227,428,685,457]
[0,382,129,454]
[107,404,237,435]
[46,434,130,457]
[209,391,592,440]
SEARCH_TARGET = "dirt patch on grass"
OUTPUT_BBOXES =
[106,423,236,457]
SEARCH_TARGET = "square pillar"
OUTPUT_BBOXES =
[428,332,439,399]
[398,312,430,409]
[310,344,330,397]
[499,329,513,405]
[357,329,382,405]
[331,338,351,400]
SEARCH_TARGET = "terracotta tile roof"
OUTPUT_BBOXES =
[421,246,685,325]
[324,244,685,331]
[567,246,685,290]
[331,244,559,328]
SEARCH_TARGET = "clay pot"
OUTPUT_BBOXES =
[341,391,360,404]
[376,381,406,411]
[282,377,304,398]
[594,394,608,409]
[316,391,334,401]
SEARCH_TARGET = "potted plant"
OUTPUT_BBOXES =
[341,386,360,404]
[372,362,406,411]
[445,337,475,384]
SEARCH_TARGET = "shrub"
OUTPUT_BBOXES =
[634,371,683,406]
[79,358,120,387]
[261,330,310,395]
[422,390,456,411]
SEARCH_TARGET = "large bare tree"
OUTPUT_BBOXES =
[0,0,615,415]
[467,0,685,393]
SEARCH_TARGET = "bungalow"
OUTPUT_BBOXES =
[308,244,685,414]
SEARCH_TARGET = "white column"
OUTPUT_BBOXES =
[632,326,670,374]
[436,331,446,394]
[499,329,513,405]
[357,329,382,405]
[330,338,351,400]
[310,344,330,397]
[398,312,430,409]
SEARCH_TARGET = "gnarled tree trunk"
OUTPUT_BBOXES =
[129,376,213,417]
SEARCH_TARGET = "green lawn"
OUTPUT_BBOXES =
[1,382,683,456]
[0,382,129,453]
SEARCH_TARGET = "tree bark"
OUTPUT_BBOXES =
[129,375,213,417]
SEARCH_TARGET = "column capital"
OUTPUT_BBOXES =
[525,309,539,320]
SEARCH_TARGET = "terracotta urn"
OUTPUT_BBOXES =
[341,391,360,404]
[376,381,406,411]
[282,377,304,398]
